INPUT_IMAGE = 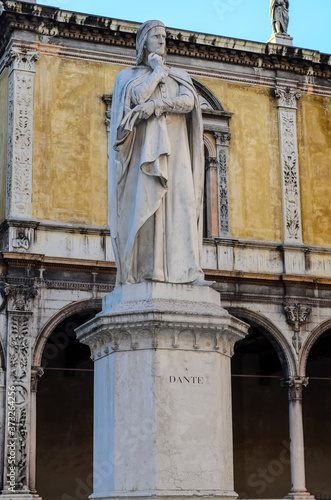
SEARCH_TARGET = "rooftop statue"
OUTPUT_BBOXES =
[109,20,209,286]
[270,0,290,34]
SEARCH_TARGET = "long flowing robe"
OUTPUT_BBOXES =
[270,0,289,34]
[109,65,204,286]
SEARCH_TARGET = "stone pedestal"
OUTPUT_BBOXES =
[268,33,293,46]
[76,282,248,500]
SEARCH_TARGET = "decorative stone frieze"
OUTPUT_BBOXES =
[5,48,39,220]
[215,131,231,237]
[284,303,312,354]
[2,284,38,495]
[275,87,303,243]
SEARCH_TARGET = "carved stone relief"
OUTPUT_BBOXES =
[3,284,38,493]
[284,303,312,354]
[215,131,231,238]
[275,87,302,243]
[6,48,39,220]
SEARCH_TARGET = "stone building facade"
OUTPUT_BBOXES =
[0,2,330,500]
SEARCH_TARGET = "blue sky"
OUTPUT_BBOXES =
[37,0,330,54]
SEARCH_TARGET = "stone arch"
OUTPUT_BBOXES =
[299,317,331,377]
[203,134,216,159]
[32,298,102,367]
[192,78,224,111]
[227,307,296,377]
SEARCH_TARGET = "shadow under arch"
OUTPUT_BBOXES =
[32,298,102,367]
[227,306,296,377]
[299,317,331,377]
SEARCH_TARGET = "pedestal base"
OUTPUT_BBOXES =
[285,490,315,499]
[0,495,41,500]
[90,490,238,500]
[267,33,293,46]
[76,283,248,500]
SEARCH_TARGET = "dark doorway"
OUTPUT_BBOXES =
[231,323,290,498]
[36,308,99,500]
[304,328,331,499]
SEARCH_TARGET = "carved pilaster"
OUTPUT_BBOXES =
[5,48,39,220]
[284,303,312,354]
[2,284,38,495]
[281,376,309,402]
[215,131,231,238]
[102,94,112,133]
[275,87,302,243]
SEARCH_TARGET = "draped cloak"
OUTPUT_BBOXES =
[270,0,289,34]
[109,65,204,286]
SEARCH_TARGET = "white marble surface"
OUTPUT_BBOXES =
[77,282,249,500]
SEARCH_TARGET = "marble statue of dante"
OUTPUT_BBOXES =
[109,20,207,286]
[270,0,289,34]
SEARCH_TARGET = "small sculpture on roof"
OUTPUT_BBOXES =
[270,0,290,34]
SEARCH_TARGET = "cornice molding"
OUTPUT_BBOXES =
[0,1,330,82]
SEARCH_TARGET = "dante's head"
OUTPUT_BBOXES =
[136,20,166,65]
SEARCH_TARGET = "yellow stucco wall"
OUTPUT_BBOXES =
[196,78,283,242]
[0,68,8,223]
[33,55,123,226]
[297,94,331,247]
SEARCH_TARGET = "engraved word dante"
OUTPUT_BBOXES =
[169,376,203,384]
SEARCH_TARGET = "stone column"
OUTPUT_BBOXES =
[205,156,218,237]
[215,131,231,238]
[29,367,44,495]
[0,284,40,500]
[282,377,314,500]
[275,87,302,245]
[5,47,39,221]
[76,282,248,500]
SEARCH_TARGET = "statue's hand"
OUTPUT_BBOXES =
[133,101,155,120]
[148,53,168,81]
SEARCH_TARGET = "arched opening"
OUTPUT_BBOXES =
[230,310,291,499]
[36,306,100,500]
[304,327,331,499]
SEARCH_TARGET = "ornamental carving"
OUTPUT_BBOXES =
[284,303,312,354]
[102,94,113,133]
[6,49,38,219]
[219,152,230,236]
[281,377,309,402]
[5,284,38,311]
[214,131,231,238]
[9,316,30,381]
[276,87,302,243]
[275,87,301,109]
[6,48,39,73]
[4,283,37,491]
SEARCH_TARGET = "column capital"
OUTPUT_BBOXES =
[5,47,39,74]
[275,86,301,109]
[4,283,38,312]
[214,130,231,147]
[281,376,309,402]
